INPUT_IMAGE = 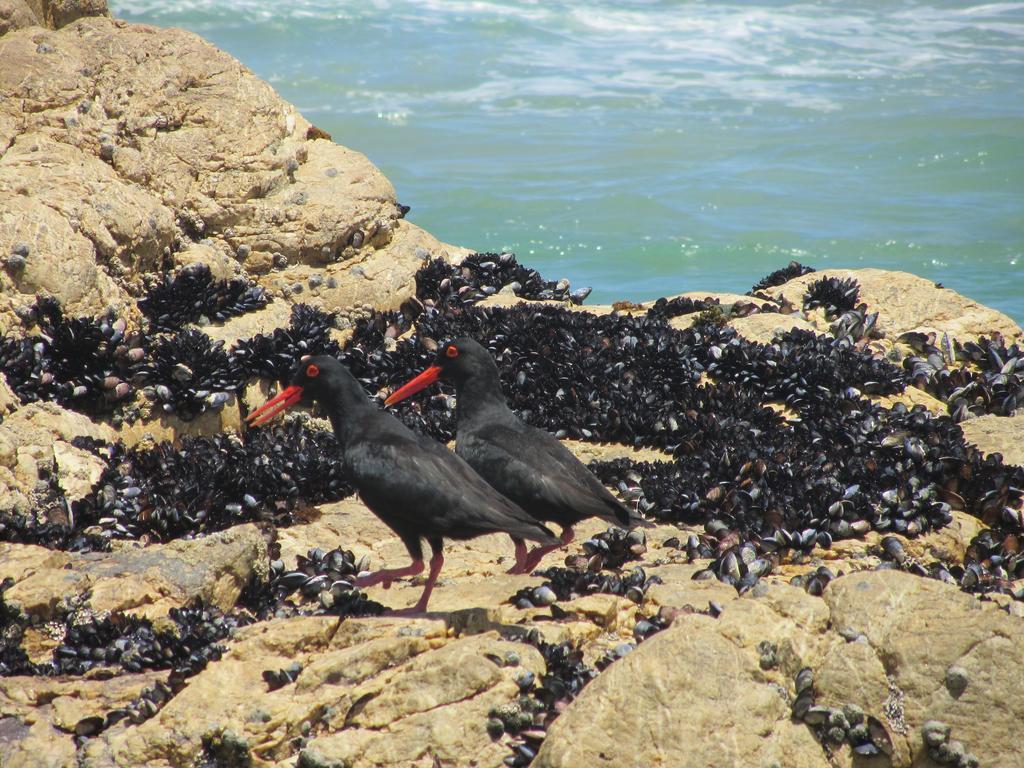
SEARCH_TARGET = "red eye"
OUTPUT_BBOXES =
[306,364,320,377]
[445,345,459,359]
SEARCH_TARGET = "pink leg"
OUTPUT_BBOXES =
[522,527,575,572]
[388,549,444,616]
[506,537,530,574]
[355,559,424,590]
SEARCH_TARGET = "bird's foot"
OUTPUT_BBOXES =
[355,562,423,589]
[384,606,428,618]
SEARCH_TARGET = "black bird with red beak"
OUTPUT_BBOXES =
[386,337,639,573]
[247,355,557,614]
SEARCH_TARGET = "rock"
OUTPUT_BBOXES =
[51,439,105,503]
[903,510,986,564]
[0,14,432,330]
[173,241,241,282]
[823,571,1024,767]
[0,375,18,415]
[199,298,292,349]
[81,619,543,768]
[0,0,107,36]
[872,386,949,416]
[0,671,163,768]
[0,0,38,37]
[534,595,829,768]
[0,402,116,495]
[41,0,109,30]
[0,523,267,619]
[960,412,1024,467]
[263,220,465,319]
[0,189,129,322]
[559,439,671,465]
[727,312,818,343]
[765,268,1022,343]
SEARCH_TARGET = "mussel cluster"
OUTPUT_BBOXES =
[921,719,981,768]
[901,331,1024,422]
[790,666,896,758]
[133,329,241,420]
[509,565,661,610]
[232,303,342,385]
[705,326,905,404]
[644,296,717,321]
[0,581,31,676]
[877,525,1024,600]
[748,260,815,293]
[0,297,141,415]
[139,263,267,333]
[577,526,648,570]
[0,422,352,551]
[242,546,384,619]
[2,599,242,678]
[803,276,860,316]
[491,635,598,767]
[416,252,589,310]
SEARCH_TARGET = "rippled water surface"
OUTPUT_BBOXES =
[112,0,1024,321]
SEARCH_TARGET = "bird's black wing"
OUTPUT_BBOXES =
[460,421,633,527]
[345,427,557,545]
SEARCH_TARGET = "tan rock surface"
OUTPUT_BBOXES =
[0,0,107,35]
[0,0,40,36]
[0,15,466,333]
[81,617,545,768]
[824,571,1024,767]
[537,569,1024,768]
[0,671,163,768]
[959,411,1024,467]
[766,268,1023,342]
[0,523,267,619]
[535,595,831,768]
[0,402,117,507]
[726,311,818,343]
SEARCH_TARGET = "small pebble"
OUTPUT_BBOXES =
[944,665,968,698]
[921,719,950,747]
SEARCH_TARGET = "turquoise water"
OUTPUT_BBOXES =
[112,0,1024,322]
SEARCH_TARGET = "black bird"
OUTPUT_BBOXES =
[386,337,639,573]
[246,355,557,614]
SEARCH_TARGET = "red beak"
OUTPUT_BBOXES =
[384,365,442,406]
[246,385,304,427]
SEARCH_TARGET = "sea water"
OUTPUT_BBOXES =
[111,0,1024,322]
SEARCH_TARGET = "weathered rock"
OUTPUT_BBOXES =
[0,671,163,768]
[902,509,986,564]
[0,0,38,37]
[51,439,105,502]
[535,591,830,768]
[823,571,1024,767]
[0,190,129,322]
[173,241,242,281]
[0,0,107,36]
[0,523,267,618]
[960,411,1024,467]
[0,402,116,500]
[766,268,1022,342]
[259,220,466,320]
[0,14,426,330]
[727,311,818,343]
[873,385,948,416]
[81,618,543,768]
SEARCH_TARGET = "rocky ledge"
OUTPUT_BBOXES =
[2,5,1024,768]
